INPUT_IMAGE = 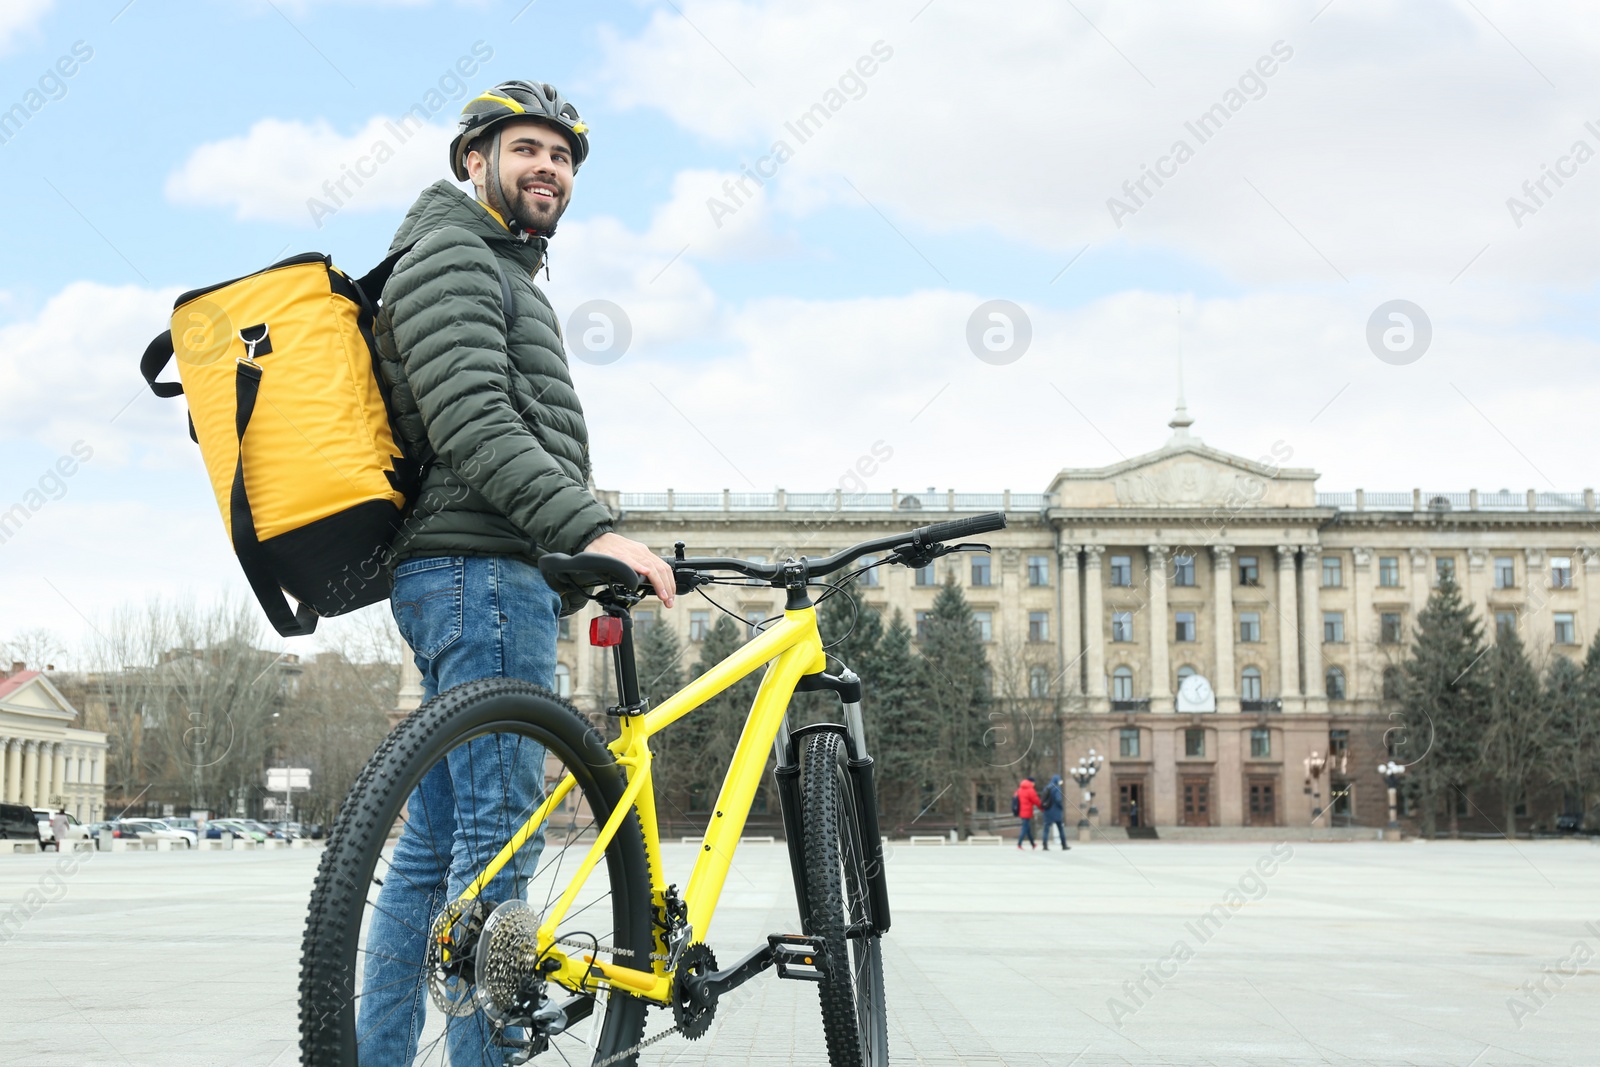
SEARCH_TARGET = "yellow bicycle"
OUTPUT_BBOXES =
[298,512,1007,1066]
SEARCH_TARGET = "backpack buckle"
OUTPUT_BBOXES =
[238,322,272,361]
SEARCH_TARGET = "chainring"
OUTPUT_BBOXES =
[671,942,719,1040]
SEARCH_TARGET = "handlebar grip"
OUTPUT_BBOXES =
[916,511,1008,543]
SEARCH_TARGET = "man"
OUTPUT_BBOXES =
[358,80,674,1065]
[1014,775,1041,850]
[1040,774,1070,850]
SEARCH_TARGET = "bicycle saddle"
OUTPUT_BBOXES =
[537,552,642,597]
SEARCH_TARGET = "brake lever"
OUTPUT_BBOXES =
[889,540,992,570]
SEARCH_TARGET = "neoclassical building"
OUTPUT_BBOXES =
[552,408,1595,832]
[0,666,108,821]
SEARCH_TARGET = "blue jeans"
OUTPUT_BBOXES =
[357,556,562,1066]
[1041,815,1068,847]
[1017,817,1036,846]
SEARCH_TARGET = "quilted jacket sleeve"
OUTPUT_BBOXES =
[386,225,614,556]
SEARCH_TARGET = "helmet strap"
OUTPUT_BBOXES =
[482,127,557,249]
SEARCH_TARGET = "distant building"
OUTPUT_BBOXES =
[0,664,108,822]
[557,405,1596,832]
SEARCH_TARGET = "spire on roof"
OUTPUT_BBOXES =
[1166,303,1201,447]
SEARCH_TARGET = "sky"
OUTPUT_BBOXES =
[3,0,1599,653]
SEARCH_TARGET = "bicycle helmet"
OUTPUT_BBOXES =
[449,79,589,180]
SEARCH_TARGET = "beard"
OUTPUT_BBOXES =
[506,181,569,234]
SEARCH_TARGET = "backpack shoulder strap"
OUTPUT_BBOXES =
[356,240,516,333]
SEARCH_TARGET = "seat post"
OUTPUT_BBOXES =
[610,609,642,712]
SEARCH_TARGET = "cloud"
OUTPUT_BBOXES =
[597,0,1600,285]
[0,0,53,55]
[165,115,461,226]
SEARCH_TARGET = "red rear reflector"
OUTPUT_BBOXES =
[590,616,624,647]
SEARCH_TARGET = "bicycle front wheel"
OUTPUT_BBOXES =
[800,730,889,1067]
[299,678,653,1067]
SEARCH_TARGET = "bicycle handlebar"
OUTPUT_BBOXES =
[667,510,1008,590]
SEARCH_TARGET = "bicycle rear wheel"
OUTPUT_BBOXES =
[299,678,652,1066]
[799,730,888,1067]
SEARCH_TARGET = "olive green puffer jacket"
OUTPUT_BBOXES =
[375,180,614,575]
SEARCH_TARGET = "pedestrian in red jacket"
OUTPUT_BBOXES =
[1014,776,1042,849]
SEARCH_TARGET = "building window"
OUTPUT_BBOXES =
[1028,611,1050,642]
[1322,555,1343,587]
[972,611,993,643]
[1552,556,1573,589]
[1119,727,1140,758]
[1494,556,1515,589]
[1029,666,1050,698]
[970,555,992,587]
[689,610,710,641]
[1382,666,1402,701]
[915,610,930,639]
[975,784,997,814]
[1380,612,1403,644]
[553,663,571,699]
[857,555,879,586]
[1329,728,1350,756]
[1027,555,1050,586]
[688,783,713,812]
[914,561,936,586]
[558,617,572,641]
[1250,728,1271,759]
[1172,554,1195,587]
[1184,728,1206,758]
[744,609,767,639]
[1555,612,1576,645]
[1241,667,1262,701]
[1239,612,1261,643]
[1176,665,1196,690]
[634,609,656,633]
[1111,611,1133,642]
[1111,666,1134,701]
[1174,612,1196,642]
[1495,611,1516,639]
[1325,666,1347,701]
[1239,556,1259,586]
[1323,611,1345,643]
[1378,556,1399,587]
[1436,557,1456,584]
[1110,555,1133,586]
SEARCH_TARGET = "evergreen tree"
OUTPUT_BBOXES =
[1545,651,1596,822]
[1479,625,1548,834]
[916,579,990,836]
[791,580,886,724]
[653,614,759,831]
[868,610,938,832]
[634,614,685,705]
[1398,572,1486,837]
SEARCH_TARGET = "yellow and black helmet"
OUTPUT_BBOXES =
[450,80,589,180]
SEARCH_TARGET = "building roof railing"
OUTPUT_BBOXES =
[1316,489,1597,513]
[614,490,1055,514]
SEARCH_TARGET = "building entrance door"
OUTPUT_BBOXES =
[1181,777,1211,827]
[1118,780,1145,827]
[1248,777,1277,826]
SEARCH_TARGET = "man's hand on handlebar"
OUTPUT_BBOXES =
[584,531,676,607]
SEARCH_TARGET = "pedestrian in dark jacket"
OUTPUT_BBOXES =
[359,79,675,1067]
[1040,774,1070,850]
[1015,776,1042,850]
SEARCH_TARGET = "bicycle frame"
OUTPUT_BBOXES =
[449,602,828,1004]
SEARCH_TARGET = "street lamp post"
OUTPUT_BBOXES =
[1069,748,1105,843]
[1378,760,1406,841]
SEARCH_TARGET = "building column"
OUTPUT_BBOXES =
[1058,544,1082,696]
[1300,546,1325,712]
[49,743,66,807]
[0,738,8,802]
[1147,545,1172,712]
[1082,546,1107,708]
[1212,545,1238,714]
[3,740,19,803]
[21,741,39,807]
[1275,545,1301,710]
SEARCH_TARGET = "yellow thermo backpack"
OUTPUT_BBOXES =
[140,249,513,637]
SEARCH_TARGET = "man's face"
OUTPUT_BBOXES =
[468,118,575,231]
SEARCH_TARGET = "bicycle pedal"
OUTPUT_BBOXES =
[767,934,826,982]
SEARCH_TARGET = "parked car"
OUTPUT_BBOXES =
[122,818,197,848]
[1555,813,1599,836]
[241,819,287,840]
[208,819,266,843]
[0,802,37,840]
[32,808,90,848]
[163,817,202,836]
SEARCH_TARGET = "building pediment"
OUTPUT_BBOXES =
[1049,441,1319,510]
[0,671,78,725]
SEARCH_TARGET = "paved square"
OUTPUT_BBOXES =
[1,839,1595,1066]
